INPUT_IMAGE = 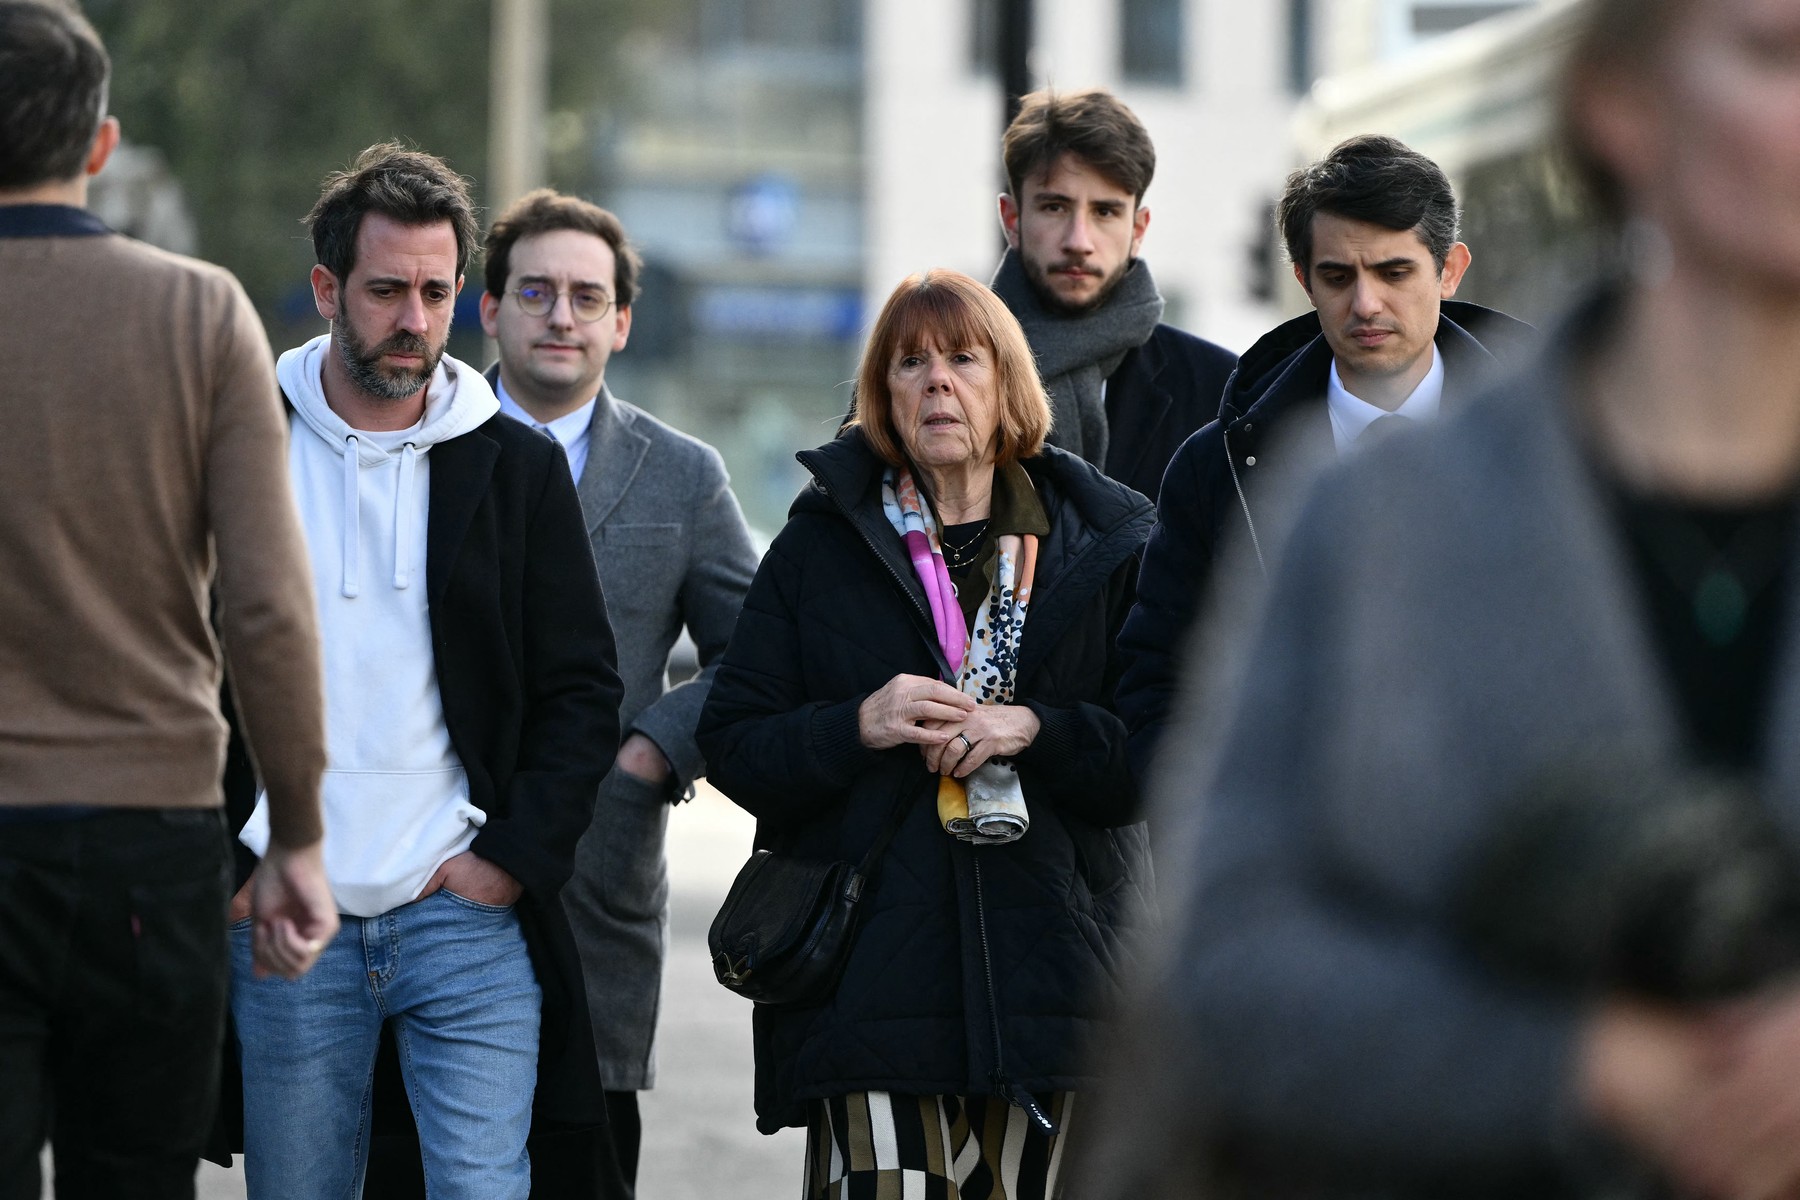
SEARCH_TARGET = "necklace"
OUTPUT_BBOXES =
[1624,501,1792,647]
[940,520,991,569]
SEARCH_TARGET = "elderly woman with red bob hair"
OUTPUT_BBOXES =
[699,268,1153,1199]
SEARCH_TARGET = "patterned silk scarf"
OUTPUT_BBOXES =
[881,467,1039,844]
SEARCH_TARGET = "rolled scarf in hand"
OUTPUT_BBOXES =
[882,467,1038,844]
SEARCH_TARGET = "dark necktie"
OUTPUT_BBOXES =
[1361,413,1413,444]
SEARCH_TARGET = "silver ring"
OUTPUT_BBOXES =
[956,733,974,753]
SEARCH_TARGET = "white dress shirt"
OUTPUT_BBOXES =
[496,378,597,484]
[1325,344,1445,454]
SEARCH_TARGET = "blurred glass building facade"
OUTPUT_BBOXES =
[87,0,1567,534]
[592,0,864,535]
[1298,0,1597,323]
[584,0,1563,531]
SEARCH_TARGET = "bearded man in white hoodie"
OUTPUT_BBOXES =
[223,143,625,1200]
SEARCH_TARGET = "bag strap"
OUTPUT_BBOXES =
[844,778,918,902]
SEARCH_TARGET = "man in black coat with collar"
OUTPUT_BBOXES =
[1116,135,1535,781]
[990,88,1238,503]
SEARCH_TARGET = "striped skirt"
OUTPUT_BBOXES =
[802,1091,1075,1200]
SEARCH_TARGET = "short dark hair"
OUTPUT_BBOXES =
[1278,135,1460,281]
[1002,88,1155,204]
[483,189,643,308]
[1556,0,1687,227]
[0,1,109,190]
[305,142,479,283]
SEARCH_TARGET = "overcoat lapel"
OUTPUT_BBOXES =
[1436,317,1501,409]
[426,430,499,601]
[577,390,651,534]
[1226,337,1337,448]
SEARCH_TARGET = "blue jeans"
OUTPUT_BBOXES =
[230,888,541,1200]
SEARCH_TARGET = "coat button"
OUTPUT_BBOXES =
[1245,456,1257,467]
[1243,423,1254,433]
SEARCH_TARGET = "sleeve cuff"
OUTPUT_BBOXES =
[623,723,687,799]
[1016,700,1081,772]
[262,780,325,850]
[812,696,877,785]
[629,686,709,788]
[470,824,564,900]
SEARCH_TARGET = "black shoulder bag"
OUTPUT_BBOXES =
[708,785,912,1007]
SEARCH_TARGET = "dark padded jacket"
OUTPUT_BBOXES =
[1099,323,1240,503]
[697,429,1154,1133]
[1115,301,1536,782]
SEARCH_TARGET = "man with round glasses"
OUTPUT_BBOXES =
[480,189,759,1195]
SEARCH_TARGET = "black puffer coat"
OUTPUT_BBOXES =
[697,430,1155,1134]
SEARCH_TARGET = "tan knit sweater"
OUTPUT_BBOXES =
[0,215,325,847]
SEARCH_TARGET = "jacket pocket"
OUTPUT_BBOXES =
[1068,823,1129,900]
[585,768,672,923]
[440,887,517,914]
[128,872,231,1026]
[603,522,682,547]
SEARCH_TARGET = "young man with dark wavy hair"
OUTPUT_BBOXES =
[991,87,1239,505]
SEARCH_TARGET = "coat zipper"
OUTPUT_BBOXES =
[1221,425,1268,579]
[972,854,1059,1136]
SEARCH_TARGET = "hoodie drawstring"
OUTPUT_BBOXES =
[393,443,418,590]
[341,435,361,598]
[341,437,421,596]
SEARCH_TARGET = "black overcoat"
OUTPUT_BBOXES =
[697,430,1155,1133]
[216,412,626,1192]
[1100,323,1240,503]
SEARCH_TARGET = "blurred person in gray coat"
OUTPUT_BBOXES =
[1075,0,1800,1196]
[479,190,759,1192]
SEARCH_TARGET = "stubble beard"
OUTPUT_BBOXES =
[334,319,444,402]
[1022,252,1133,318]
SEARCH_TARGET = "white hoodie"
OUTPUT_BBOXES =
[239,335,501,917]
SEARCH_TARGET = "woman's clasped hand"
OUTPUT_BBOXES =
[918,707,1042,778]
[854,673,972,749]
[855,673,1042,779]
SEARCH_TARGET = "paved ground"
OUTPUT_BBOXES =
[39,784,803,1199]
[637,784,806,1199]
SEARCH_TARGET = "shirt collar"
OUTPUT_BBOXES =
[0,204,111,240]
[494,377,598,456]
[1325,344,1445,452]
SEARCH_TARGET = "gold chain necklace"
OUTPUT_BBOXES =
[940,520,991,569]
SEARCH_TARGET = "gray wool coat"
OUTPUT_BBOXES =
[492,370,758,1091]
[1115,306,1800,1196]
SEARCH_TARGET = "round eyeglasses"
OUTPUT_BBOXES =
[508,283,615,323]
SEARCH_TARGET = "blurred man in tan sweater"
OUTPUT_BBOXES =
[0,4,335,1196]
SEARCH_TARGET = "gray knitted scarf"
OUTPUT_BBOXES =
[990,249,1165,467]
